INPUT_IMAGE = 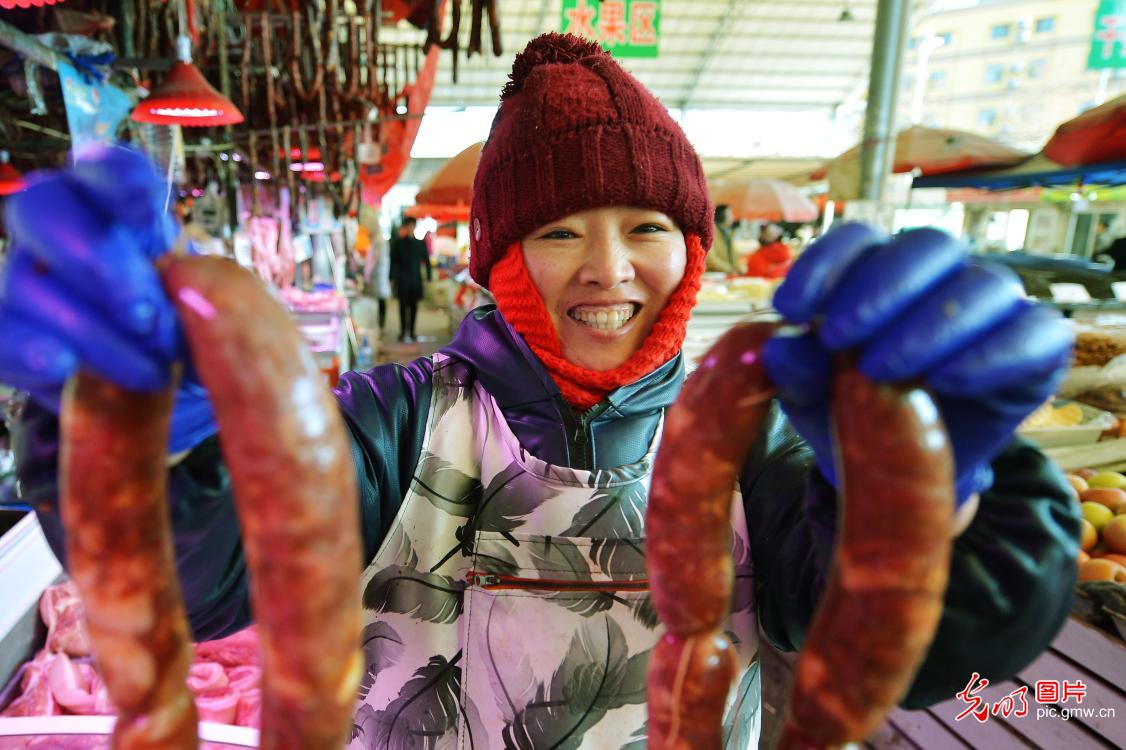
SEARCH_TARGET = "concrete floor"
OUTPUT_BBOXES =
[372,298,456,366]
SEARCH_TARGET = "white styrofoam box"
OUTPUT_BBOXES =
[0,515,61,644]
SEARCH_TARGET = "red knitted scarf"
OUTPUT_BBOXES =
[490,235,706,412]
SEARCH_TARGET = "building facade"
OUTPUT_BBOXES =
[903,0,1126,150]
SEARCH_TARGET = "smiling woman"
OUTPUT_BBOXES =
[4,27,1080,750]
[517,207,688,370]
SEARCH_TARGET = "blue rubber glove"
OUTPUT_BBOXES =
[762,222,1074,505]
[0,144,217,454]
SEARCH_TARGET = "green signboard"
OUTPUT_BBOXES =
[561,0,661,58]
[1089,0,1126,69]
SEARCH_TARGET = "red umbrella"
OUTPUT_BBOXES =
[1044,95,1126,167]
[710,178,818,222]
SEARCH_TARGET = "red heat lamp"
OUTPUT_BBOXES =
[0,152,26,196]
[0,0,65,8]
[131,36,243,127]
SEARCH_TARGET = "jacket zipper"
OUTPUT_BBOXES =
[559,398,596,469]
[465,570,649,592]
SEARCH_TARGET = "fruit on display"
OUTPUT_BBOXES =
[1079,558,1126,582]
[1082,501,1115,533]
[1082,487,1126,511]
[1105,516,1126,555]
[1104,553,1126,568]
[1068,474,1090,495]
[1080,519,1098,551]
[1088,471,1126,489]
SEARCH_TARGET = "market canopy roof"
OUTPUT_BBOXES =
[821,125,1030,199]
[912,154,1126,190]
[382,0,924,111]
[1043,94,1126,167]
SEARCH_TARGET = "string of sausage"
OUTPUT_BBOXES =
[60,381,197,748]
[646,321,955,749]
[60,255,363,749]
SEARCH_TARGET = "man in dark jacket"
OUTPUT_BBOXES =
[389,217,432,342]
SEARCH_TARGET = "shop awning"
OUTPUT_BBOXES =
[912,155,1126,190]
[1043,94,1126,167]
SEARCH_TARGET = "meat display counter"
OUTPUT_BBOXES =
[0,516,263,748]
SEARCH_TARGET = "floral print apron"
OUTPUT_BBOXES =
[348,354,761,749]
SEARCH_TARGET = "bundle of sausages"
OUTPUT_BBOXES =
[59,256,363,749]
[646,321,955,749]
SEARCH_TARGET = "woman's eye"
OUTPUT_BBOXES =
[541,229,576,240]
[632,223,667,234]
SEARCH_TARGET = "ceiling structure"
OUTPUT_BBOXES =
[384,0,927,113]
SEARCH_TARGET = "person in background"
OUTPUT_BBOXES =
[359,205,391,332]
[1,33,1079,749]
[706,203,739,274]
[389,216,432,342]
[744,222,793,278]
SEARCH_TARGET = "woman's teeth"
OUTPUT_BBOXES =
[569,305,636,331]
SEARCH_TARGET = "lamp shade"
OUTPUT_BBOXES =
[0,160,26,196]
[0,0,65,8]
[131,61,244,127]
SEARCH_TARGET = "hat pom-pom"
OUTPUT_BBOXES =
[501,32,606,99]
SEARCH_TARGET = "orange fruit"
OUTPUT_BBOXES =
[1078,550,1091,564]
[1104,515,1126,554]
[1067,474,1089,497]
[1080,518,1098,551]
[1076,468,1099,480]
[1078,558,1125,582]
[1101,553,1126,567]
[1082,487,1126,511]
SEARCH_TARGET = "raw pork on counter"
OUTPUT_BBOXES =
[0,582,263,742]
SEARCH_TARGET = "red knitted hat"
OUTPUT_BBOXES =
[469,32,713,288]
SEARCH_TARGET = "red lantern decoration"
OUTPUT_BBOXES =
[131,37,243,127]
[0,0,66,8]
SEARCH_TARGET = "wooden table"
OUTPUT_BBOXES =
[759,615,1125,749]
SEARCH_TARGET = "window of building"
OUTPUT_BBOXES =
[985,64,1005,83]
[1035,17,1055,33]
[992,23,1011,39]
[929,69,948,88]
[1027,58,1047,78]
[979,108,998,128]
[937,31,953,46]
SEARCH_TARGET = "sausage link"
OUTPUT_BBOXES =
[647,632,737,750]
[160,255,363,749]
[779,366,953,748]
[60,376,199,750]
[647,322,955,750]
[646,322,777,748]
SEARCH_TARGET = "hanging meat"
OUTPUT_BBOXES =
[60,255,363,749]
[645,321,955,749]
